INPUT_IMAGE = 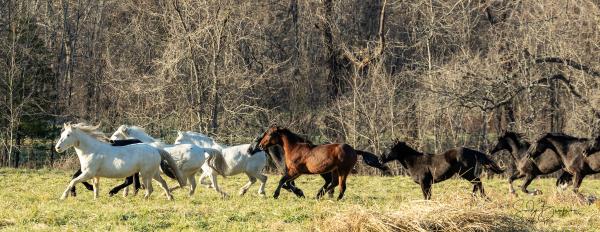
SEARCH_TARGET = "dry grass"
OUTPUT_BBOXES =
[316,199,531,232]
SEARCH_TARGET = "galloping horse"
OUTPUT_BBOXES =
[526,133,600,194]
[70,139,144,197]
[55,123,185,200]
[490,131,572,195]
[110,125,223,197]
[174,131,269,197]
[380,140,504,200]
[255,125,388,200]
[248,135,334,198]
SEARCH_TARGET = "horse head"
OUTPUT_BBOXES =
[380,139,410,163]
[55,123,78,153]
[247,134,264,155]
[110,125,130,140]
[490,131,522,154]
[258,126,283,151]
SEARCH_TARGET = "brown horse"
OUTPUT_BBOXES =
[256,126,388,200]
[380,140,504,200]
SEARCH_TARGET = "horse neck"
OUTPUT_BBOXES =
[278,132,298,160]
[73,130,110,157]
[395,146,423,168]
[507,137,528,159]
[129,129,158,143]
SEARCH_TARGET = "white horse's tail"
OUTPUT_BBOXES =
[206,151,227,177]
[158,149,186,188]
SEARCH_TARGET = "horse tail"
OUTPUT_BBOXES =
[475,151,505,174]
[355,149,390,174]
[207,150,227,177]
[158,149,186,188]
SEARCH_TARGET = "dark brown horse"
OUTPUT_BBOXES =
[256,126,388,200]
[248,136,335,198]
[526,133,600,194]
[490,131,572,195]
[380,140,504,200]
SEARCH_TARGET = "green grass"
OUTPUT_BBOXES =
[0,168,599,231]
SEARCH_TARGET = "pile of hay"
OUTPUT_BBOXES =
[316,200,531,232]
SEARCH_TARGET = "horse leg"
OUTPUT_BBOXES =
[209,173,228,198]
[556,171,573,192]
[420,178,433,200]
[274,174,299,199]
[109,176,134,197]
[133,173,141,195]
[520,174,541,195]
[256,173,267,196]
[188,176,197,196]
[61,171,94,200]
[508,172,525,195]
[92,177,100,199]
[142,175,153,199]
[239,174,256,196]
[469,177,486,199]
[316,174,333,199]
[323,172,339,197]
[337,173,349,200]
[572,172,584,194]
[153,173,174,200]
[324,173,335,198]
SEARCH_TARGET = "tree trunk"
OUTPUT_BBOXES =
[323,0,341,98]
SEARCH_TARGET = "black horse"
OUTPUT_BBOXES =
[70,139,142,197]
[490,131,572,195]
[527,133,600,194]
[380,140,504,200]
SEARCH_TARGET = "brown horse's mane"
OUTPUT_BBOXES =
[278,128,316,147]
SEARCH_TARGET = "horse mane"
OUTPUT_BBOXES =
[127,125,162,143]
[278,128,315,146]
[391,139,422,156]
[71,123,109,142]
[183,131,216,143]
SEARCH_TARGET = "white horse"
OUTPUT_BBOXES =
[110,125,225,197]
[174,131,268,196]
[54,123,185,200]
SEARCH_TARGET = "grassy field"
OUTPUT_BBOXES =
[0,168,599,231]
